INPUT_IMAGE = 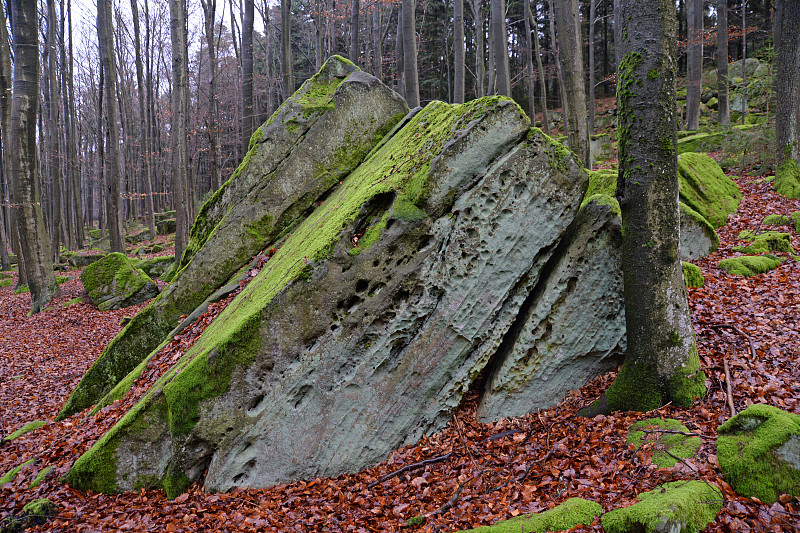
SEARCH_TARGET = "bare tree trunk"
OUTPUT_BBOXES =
[530,2,549,133]
[487,16,496,94]
[580,0,705,416]
[201,0,222,194]
[45,0,62,262]
[454,0,465,103]
[588,0,596,135]
[402,0,420,106]
[469,0,485,98]
[64,0,84,249]
[315,0,324,70]
[350,0,360,63]
[549,0,566,114]
[554,0,589,166]
[717,0,730,126]
[395,3,404,98]
[685,0,702,130]
[10,0,59,312]
[774,0,800,183]
[97,0,123,252]
[523,0,535,117]
[491,0,510,96]
[0,1,13,269]
[281,0,294,99]
[170,0,190,264]
[740,0,747,124]
[242,0,255,154]
[372,4,382,79]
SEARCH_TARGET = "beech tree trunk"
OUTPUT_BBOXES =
[45,0,61,261]
[588,0,596,136]
[454,0,465,103]
[402,0,420,107]
[717,0,730,126]
[395,5,404,98]
[470,0,485,98]
[372,4,382,79]
[685,0,702,130]
[9,0,59,313]
[491,0,510,96]
[65,0,84,249]
[554,0,589,166]
[774,0,800,172]
[242,0,255,154]
[170,0,190,263]
[0,2,13,270]
[281,0,294,98]
[97,0,123,252]
[580,0,705,415]
[530,2,549,133]
[523,0,535,117]
[350,0,360,63]
[549,0,566,116]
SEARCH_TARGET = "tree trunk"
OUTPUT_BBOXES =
[281,0,294,99]
[242,0,255,154]
[774,0,800,174]
[9,0,59,313]
[395,2,404,98]
[530,2,549,133]
[588,0,596,136]
[372,4,382,79]
[454,0,465,103]
[717,0,730,126]
[97,0,123,252]
[170,0,190,264]
[64,0,84,249]
[740,0,747,124]
[523,0,535,117]
[45,0,62,262]
[491,0,510,96]
[315,0,324,70]
[0,1,13,270]
[470,0,485,98]
[554,0,589,166]
[549,0,566,114]
[350,0,360,63]
[580,0,705,416]
[685,0,702,130]
[402,0,420,106]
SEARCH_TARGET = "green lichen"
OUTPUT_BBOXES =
[454,498,602,532]
[0,279,12,288]
[718,254,784,276]
[28,465,53,489]
[4,420,46,441]
[602,481,723,533]
[647,68,659,80]
[762,214,791,226]
[732,231,792,254]
[628,418,702,467]
[716,404,800,503]
[581,193,621,219]
[774,157,800,200]
[0,459,35,485]
[682,262,704,288]
[22,498,57,518]
[677,152,741,228]
[63,297,83,307]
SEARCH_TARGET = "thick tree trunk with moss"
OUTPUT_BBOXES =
[774,0,800,194]
[580,0,705,416]
[553,0,589,166]
[9,0,59,313]
[717,0,730,126]
[685,0,702,130]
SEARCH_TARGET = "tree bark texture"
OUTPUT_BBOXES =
[685,0,702,130]
[242,0,255,155]
[200,0,222,194]
[523,0,535,117]
[454,0,465,103]
[45,0,62,261]
[470,0,485,98]
[554,0,589,166]
[0,2,13,270]
[717,0,730,126]
[97,0,123,252]
[281,0,294,98]
[9,0,59,313]
[170,0,191,263]
[350,0,360,63]
[581,0,705,415]
[402,0,420,107]
[549,0,566,124]
[490,0,510,96]
[530,2,548,132]
[588,0,596,136]
[774,0,800,168]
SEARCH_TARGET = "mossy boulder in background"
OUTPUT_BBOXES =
[717,404,800,504]
[80,253,159,311]
[138,256,175,279]
[762,214,791,226]
[732,231,792,254]
[627,418,702,467]
[682,262,704,288]
[124,229,151,244]
[156,218,176,235]
[66,251,107,268]
[454,498,602,532]
[774,158,800,199]
[677,152,741,228]
[718,254,783,277]
[602,481,722,533]
[680,203,719,260]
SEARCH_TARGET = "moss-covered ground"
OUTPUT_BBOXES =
[453,498,601,532]
[627,418,702,467]
[718,254,784,276]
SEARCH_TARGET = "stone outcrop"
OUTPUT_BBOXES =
[58,56,409,419]
[80,253,159,311]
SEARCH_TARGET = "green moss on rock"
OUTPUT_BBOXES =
[774,157,800,199]
[628,418,702,467]
[22,498,57,518]
[454,498,602,532]
[28,465,53,489]
[682,262,704,288]
[732,231,792,254]
[677,152,741,228]
[582,193,621,219]
[0,459,35,485]
[80,252,160,311]
[602,481,722,533]
[762,214,791,226]
[717,404,800,503]
[3,420,46,441]
[718,254,784,276]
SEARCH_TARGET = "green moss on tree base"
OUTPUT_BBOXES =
[602,481,723,533]
[718,254,783,276]
[682,262,704,288]
[716,404,800,503]
[628,418,702,467]
[454,498,602,532]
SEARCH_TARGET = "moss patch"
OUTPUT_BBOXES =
[716,404,800,503]
[80,252,159,311]
[732,231,792,254]
[582,193,621,219]
[0,279,12,288]
[762,214,791,226]
[3,420,46,441]
[774,157,800,199]
[581,169,618,203]
[677,152,741,228]
[682,262,704,288]
[602,481,722,533]
[718,254,784,276]
[628,418,702,467]
[454,498,602,532]
[0,458,35,485]
[28,465,53,489]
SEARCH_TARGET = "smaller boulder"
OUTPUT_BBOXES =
[602,481,722,533]
[67,251,107,268]
[718,255,784,277]
[156,218,176,235]
[717,404,800,504]
[682,262,704,288]
[81,252,159,311]
[139,256,175,279]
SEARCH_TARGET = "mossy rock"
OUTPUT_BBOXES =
[125,228,151,244]
[791,211,800,233]
[67,251,107,268]
[3,421,46,441]
[680,203,719,260]
[156,218,176,235]
[151,244,164,253]
[628,418,702,467]
[22,498,57,526]
[80,252,160,311]
[774,158,800,199]
[602,481,723,533]
[0,459,35,485]
[718,254,783,276]
[717,404,800,504]
[28,465,53,489]
[88,228,102,240]
[0,279,12,288]
[138,256,175,279]
[732,232,792,254]
[154,210,176,223]
[677,152,741,228]
[453,498,602,532]
[682,262,704,288]
[762,214,791,226]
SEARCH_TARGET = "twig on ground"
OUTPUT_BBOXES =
[723,357,737,417]
[367,453,453,489]
[424,482,463,519]
[711,323,757,359]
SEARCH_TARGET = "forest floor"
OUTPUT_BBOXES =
[1,161,799,532]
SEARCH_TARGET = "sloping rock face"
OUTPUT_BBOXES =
[80,253,159,311]
[66,97,599,495]
[58,56,408,419]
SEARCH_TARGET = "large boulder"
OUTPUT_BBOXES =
[66,97,599,495]
[80,253,159,311]
[58,56,409,419]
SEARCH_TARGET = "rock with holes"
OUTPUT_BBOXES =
[66,95,595,496]
[59,55,409,420]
